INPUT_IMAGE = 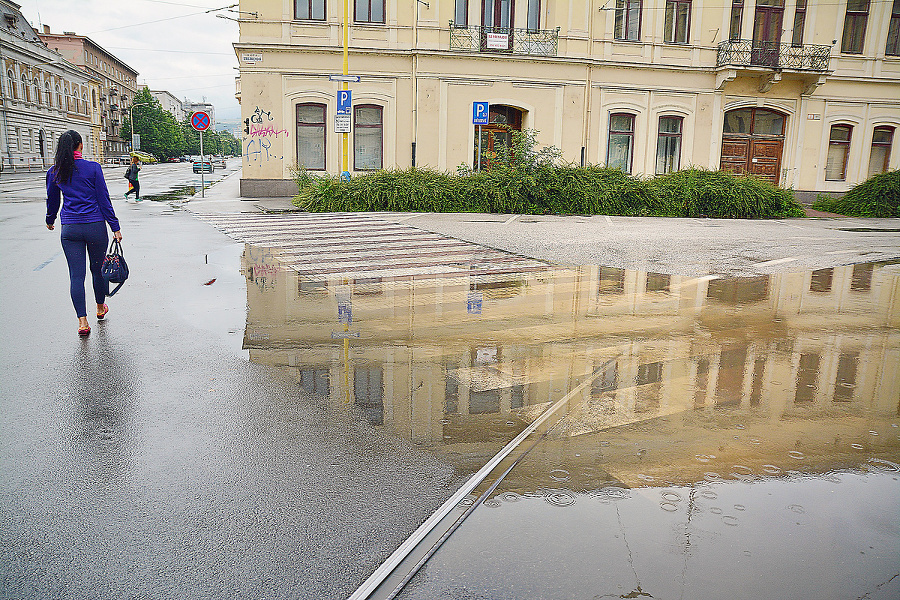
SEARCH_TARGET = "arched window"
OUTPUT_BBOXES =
[56,84,62,108]
[868,126,894,177]
[296,103,327,170]
[656,115,683,174]
[32,78,39,105]
[354,104,383,170]
[607,113,636,173]
[21,73,29,102]
[7,70,17,99]
[826,124,852,181]
[45,81,51,106]
[82,92,87,114]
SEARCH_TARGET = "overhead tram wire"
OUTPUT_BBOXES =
[86,4,238,35]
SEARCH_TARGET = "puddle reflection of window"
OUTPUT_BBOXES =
[646,272,671,293]
[445,370,459,414]
[354,367,384,425]
[809,268,834,293]
[473,346,500,365]
[298,278,327,294]
[300,368,330,396]
[469,389,501,414]
[592,361,619,396]
[694,357,709,408]
[850,263,874,292]
[833,352,858,402]
[750,357,766,406]
[636,361,662,386]
[716,346,747,407]
[353,277,383,296]
[707,276,769,303]
[794,353,820,404]
[599,267,625,294]
[511,384,524,410]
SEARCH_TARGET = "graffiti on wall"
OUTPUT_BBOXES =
[244,106,289,164]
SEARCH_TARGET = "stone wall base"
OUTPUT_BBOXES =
[240,178,298,199]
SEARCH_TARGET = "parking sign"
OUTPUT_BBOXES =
[337,90,352,114]
[473,102,489,125]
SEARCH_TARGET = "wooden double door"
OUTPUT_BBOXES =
[720,107,786,184]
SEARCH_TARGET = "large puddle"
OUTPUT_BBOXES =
[241,246,900,599]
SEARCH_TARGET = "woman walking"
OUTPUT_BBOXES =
[124,155,141,201]
[46,130,123,337]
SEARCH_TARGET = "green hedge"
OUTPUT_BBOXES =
[294,166,805,219]
[812,170,900,218]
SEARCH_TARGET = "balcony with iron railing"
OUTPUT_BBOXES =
[717,39,831,72]
[449,22,559,57]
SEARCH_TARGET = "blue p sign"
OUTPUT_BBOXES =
[473,102,489,125]
[337,90,352,114]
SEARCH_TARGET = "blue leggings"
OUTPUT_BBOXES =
[60,222,109,317]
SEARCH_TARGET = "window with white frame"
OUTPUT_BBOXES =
[792,0,807,46]
[355,0,384,23]
[664,0,691,43]
[887,0,900,56]
[296,103,326,171]
[825,125,852,181]
[868,126,894,177]
[527,0,541,31]
[295,0,325,20]
[615,0,642,41]
[841,0,869,54]
[454,0,468,26]
[729,0,744,40]
[354,104,383,170]
[607,113,635,173]
[656,116,682,174]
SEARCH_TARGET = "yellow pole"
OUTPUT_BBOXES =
[342,0,350,176]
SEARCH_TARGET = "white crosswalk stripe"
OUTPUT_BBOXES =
[195,212,550,280]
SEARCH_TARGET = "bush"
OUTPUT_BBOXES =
[648,168,805,219]
[293,129,806,219]
[812,170,900,217]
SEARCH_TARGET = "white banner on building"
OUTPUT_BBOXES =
[486,33,508,49]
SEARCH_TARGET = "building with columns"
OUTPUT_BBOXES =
[0,0,99,170]
[235,0,900,200]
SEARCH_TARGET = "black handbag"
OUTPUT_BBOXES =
[101,239,129,296]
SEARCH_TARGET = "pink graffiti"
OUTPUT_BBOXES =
[253,263,277,278]
[250,123,290,138]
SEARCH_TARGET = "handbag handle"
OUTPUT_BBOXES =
[108,238,124,256]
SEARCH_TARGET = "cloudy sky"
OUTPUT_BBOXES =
[19,0,241,120]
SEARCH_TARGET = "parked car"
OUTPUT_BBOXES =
[216,157,227,169]
[193,160,214,174]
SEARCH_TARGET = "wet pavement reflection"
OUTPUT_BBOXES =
[242,246,900,600]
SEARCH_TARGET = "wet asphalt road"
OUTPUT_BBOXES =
[0,177,464,599]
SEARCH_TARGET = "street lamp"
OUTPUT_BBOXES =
[127,101,153,153]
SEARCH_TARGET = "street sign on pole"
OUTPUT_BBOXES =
[132,134,140,151]
[473,102,489,125]
[337,90,352,114]
[191,111,211,131]
[330,74,361,82]
[335,113,351,133]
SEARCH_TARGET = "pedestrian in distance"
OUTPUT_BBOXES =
[45,130,123,337]
[124,155,141,201]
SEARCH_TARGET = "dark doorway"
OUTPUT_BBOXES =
[720,107,786,184]
[474,105,523,169]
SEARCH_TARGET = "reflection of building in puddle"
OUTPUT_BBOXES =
[242,244,900,481]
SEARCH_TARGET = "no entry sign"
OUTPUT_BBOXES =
[191,111,211,131]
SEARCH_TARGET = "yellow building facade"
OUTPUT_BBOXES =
[236,1,900,199]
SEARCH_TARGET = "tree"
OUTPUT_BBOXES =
[120,89,183,160]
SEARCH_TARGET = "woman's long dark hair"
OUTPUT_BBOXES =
[53,130,82,184]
